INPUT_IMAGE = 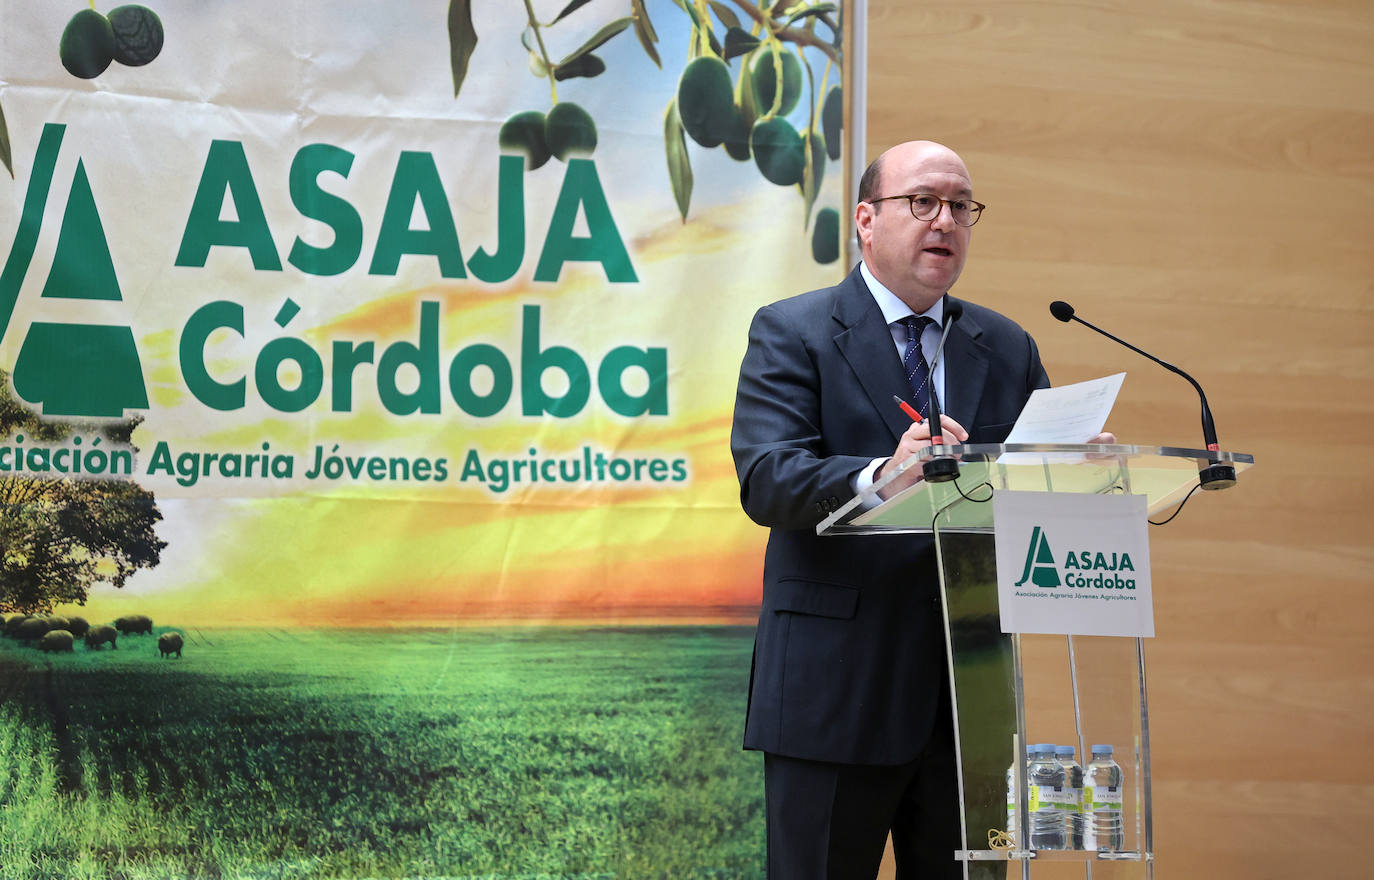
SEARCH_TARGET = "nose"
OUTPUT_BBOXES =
[929,200,957,233]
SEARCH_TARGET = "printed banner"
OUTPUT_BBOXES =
[993,491,1155,637]
[0,1,850,876]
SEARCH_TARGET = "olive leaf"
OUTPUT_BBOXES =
[799,61,821,227]
[800,128,823,228]
[634,0,660,41]
[631,0,661,68]
[556,17,633,68]
[555,53,606,80]
[671,0,702,31]
[549,0,595,25]
[723,27,761,60]
[447,0,478,98]
[735,46,759,126]
[707,27,724,59]
[0,100,11,179]
[664,99,693,221]
[707,0,741,30]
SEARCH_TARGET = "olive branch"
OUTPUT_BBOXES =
[447,0,844,262]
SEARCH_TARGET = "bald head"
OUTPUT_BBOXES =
[854,140,976,312]
[861,141,972,199]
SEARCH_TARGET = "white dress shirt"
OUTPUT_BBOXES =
[851,262,951,502]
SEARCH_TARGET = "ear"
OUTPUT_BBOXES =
[854,201,874,251]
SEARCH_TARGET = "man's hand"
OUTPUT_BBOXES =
[875,415,969,499]
[1089,432,1116,444]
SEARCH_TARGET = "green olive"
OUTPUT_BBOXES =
[750,47,803,117]
[677,56,736,149]
[751,117,804,186]
[722,108,751,161]
[822,86,842,160]
[108,5,164,67]
[60,9,116,79]
[544,102,597,161]
[812,207,840,264]
[499,110,552,170]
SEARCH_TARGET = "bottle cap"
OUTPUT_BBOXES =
[1031,743,1055,754]
[1090,744,1114,755]
[1055,745,1076,757]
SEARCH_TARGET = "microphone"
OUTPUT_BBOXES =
[922,300,963,483]
[1049,300,1236,490]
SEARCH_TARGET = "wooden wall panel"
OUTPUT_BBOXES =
[862,2,1374,877]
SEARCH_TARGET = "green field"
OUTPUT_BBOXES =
[0,625,763,880]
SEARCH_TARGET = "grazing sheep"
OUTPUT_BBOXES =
[4,615,34,636]
[45,615,70,632]
[65,616,90,638]
[114,615,153,635]
[84,624,118,650]
[15,618,49,643]
[157,632,184,659]
[39,630,74,653]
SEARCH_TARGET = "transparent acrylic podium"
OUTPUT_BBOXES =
[817,444,1255,880]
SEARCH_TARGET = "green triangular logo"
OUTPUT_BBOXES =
[1014,525,1061,588]
[42,160,123,301]
[11,152,147,417]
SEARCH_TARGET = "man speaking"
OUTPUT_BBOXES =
[731,140,1109,878]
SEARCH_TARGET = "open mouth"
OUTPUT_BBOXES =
[924,247,953,257]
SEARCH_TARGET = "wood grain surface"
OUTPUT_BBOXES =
[859,2,1374,877]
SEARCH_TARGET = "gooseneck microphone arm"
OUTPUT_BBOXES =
[1049,301,1218,450]
[1049,299,1235,489]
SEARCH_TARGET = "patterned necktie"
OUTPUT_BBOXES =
[899,316,935,419]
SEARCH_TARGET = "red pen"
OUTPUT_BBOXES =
[891,394,923,423]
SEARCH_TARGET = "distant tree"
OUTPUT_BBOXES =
[0,369,165,613]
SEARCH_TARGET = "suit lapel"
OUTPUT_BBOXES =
[831,269,913,443]
[941,297,991,434]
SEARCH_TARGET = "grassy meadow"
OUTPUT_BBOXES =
[0,625,763,880]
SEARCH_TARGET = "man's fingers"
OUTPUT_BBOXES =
[901,421,932,443]
[934,415,969,443]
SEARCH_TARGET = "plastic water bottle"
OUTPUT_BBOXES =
[1006,745,1033,840]
[1055,745,1085,849]
[1084,744,1125,852]
[1027,744,1068,850]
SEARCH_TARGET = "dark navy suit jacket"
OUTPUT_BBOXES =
[730,265,1049,765]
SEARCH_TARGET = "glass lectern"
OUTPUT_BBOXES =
[817,444,1255,880]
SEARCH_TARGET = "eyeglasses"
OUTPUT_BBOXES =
[867,193,986,227]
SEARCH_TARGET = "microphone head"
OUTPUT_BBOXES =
[944,300,964,322]
[1049,300,1075,322]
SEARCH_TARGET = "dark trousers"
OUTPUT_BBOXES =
[762,709,962,879]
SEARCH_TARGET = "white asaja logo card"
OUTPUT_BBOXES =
[993,491,1154,637]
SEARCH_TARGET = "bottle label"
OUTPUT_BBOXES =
[1029,784,1077,811]
[1087,785,1123,812]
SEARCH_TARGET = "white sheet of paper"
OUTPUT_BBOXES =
[1004,373,1125,444]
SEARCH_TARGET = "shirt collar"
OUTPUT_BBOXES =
[859,261,945,328]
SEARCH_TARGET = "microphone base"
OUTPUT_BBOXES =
[923,456,960,483]
[1199,463,1237,490]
